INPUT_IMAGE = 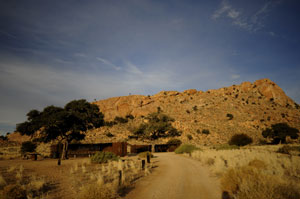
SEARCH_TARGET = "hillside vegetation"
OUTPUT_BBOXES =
[85,78,300,145]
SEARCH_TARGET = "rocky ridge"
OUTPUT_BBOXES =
[86,78,300,145]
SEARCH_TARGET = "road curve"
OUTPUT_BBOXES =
[123,153,221,199]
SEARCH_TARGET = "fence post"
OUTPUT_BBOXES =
[118,170,122,186]
[142,160,145,170]
[147,153,150,163]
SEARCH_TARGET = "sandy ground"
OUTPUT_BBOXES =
[124,153,221,199]
[0,153,221,199]
[0,157,90,199]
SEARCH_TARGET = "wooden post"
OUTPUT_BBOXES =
[118,170,122,186]
[58,143,62,166]
[147,153,150,163]
[142,160,145,170]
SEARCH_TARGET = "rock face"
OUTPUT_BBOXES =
[89,78,300,145]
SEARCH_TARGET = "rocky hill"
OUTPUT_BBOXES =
[85,78,300,145]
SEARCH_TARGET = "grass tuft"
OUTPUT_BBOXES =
[90,151,119,164]
[78,183,116,199]
[175,144,199,154]
[0,174,6,188]
[138,151,153,158]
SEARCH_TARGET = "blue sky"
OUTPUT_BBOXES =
[0,0,300,135]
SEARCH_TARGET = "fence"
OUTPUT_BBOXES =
[50,142,127,158]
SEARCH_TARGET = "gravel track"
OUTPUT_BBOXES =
[124,153,221,199]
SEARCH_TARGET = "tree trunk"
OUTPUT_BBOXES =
[65,141,69,159]
[58,142,62,166]
[61,140,69,160]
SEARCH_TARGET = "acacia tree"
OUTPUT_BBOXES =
[133,112,181,140]
[17,99,104,161]
[262,123,299,144]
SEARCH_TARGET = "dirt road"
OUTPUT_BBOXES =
[124,153,221,199]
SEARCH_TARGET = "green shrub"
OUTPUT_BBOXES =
[104,121,117,127]
[90,151,119,164]
[20,141,37,154]
[105,132,114,137]
[202,129,210,135]
[125,114,134,120]
[187,134,193,140]
[0,135,7,140]
[277,145,300,155]
[262,123,299,144]
[226,113,233,120]
[229,134,253,146]
[175,144,199,154]
[166,138,182,146]
[114,116,128,124]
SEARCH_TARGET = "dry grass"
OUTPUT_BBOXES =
[0,146,20,160]
[221,164,300,199]
[0,174,6,188]
[0,154,152,199]
[191,145,300,199]
[0,164,49,199]
[78,182,117,199]
[69,157,152,199]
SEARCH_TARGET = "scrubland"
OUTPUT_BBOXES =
[0,155,153,199]
[190,144,300,199]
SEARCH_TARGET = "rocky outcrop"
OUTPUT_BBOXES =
[90,78,300,145]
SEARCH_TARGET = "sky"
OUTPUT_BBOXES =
[0,0,300,135]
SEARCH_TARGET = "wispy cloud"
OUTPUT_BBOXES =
[0,30,17,39]
[212,0,278,32]
[96,57,121,71]
[228,9,240,19]
[126,62,143,75]
[211,1,232,20]
[74,53,87,57]
[231,74,240,80]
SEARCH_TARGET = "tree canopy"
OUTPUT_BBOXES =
[17,99,104,159]
[262,123,299,144]
[132,112,181,140]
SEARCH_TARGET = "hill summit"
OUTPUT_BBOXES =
[87,78,300,145]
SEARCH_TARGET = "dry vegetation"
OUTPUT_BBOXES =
[0,146,21,160]
[0,164,49,199]
[0,156,153,199]
[190,145,300,199]
[71,157,152,199]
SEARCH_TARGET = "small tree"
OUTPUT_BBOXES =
[132,112,181,140]
[114,116,128,123]
[229,134,253,146]
[17,99,104,162]
[167,138,182,146]
[262,123,299,144]
[187,134,193,140]
[20,141,37,154]
[226,113,234,120]
[125,114,134,120]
